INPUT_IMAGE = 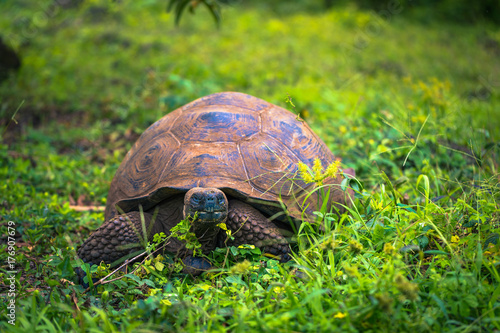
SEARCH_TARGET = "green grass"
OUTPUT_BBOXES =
[1,0,499,331]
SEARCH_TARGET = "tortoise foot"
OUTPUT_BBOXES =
[225,200,292,260]
[78,211,152,266]
[182,256,212,276]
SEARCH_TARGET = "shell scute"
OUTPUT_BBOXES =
[158,142,247,187]
[171,107,259,142]
[118,132,179,197]
[240,134,306,196]
[262,106,334,167]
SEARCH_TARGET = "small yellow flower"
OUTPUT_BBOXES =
[324,160,340,179]
[313,158,323,183]
[273,286,284,294]
[298,162,314,183]
[451,235,460,243]
[298,159,342,185]
[334,312,347,319]
[339,125,347,134]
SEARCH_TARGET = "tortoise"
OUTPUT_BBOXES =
[78,92,354,273]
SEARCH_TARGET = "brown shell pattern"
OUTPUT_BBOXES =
[105,92,343,221]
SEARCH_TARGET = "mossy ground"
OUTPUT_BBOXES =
[1,1,499,331]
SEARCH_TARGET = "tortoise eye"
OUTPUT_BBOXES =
[191,195,201,205]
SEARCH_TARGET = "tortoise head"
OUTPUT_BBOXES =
[183,187,228,224]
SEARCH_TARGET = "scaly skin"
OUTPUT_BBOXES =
[77,211,154,265]
[78,188,292,275]
[224,200,291,260]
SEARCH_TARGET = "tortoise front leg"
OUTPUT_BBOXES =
[224,200,292,261]
[77,211,155,266]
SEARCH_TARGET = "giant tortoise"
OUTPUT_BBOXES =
[78,92,354,272]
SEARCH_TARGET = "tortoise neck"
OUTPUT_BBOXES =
[192,222,221,252]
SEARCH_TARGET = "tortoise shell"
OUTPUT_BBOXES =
[105,92,351,221]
